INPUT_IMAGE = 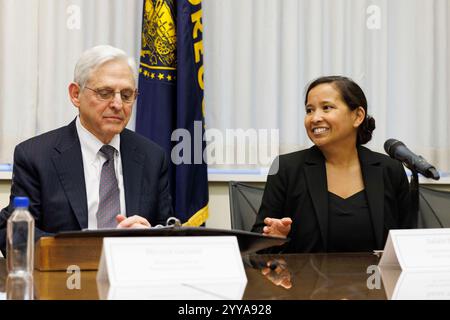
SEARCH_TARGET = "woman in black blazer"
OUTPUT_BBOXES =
[252,76,412,253]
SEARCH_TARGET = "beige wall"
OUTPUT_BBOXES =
[0,181,10,210]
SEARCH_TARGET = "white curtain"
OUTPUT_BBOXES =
[203,0,450,172]
[1,0,450,172]
[0,0,143,164]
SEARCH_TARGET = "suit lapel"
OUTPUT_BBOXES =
[51,120,88,229]
[358,146,384,249]
[304,147,329,250]
[120,130,145,215]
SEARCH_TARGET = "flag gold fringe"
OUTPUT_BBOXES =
[182,204,209,227]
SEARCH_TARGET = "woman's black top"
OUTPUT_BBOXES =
[327,190,377,252]
[251,146,412,253]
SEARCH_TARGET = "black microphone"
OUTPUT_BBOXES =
[384,139,440,180]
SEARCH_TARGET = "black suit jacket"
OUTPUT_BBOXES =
[252,145,412,253]
[0,120,173,254]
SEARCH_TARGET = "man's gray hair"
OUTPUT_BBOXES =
[74,45,138,88]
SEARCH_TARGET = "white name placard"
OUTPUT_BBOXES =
[97,236,247,290]
[379,228,450,271]
[392,270,450,300]
[97,282,246,300]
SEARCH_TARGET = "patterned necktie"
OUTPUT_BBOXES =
[96,145,120,228]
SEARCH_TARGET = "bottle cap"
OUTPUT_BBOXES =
[13,197,30,208]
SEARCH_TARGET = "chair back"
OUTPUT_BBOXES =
[228,181,264,231]
[418,186,450,228]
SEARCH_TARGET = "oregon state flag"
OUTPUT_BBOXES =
[136,0,208,226]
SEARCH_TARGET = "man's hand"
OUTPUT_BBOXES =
[263,217,292,237]
[115,215,151,229]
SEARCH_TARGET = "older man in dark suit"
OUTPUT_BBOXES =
[0,45,173,254]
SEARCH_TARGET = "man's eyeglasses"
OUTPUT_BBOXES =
[84,86,138,104]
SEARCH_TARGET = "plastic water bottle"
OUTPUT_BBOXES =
[6,196,34,300]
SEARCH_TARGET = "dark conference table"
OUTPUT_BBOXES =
[0,252,387,300]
